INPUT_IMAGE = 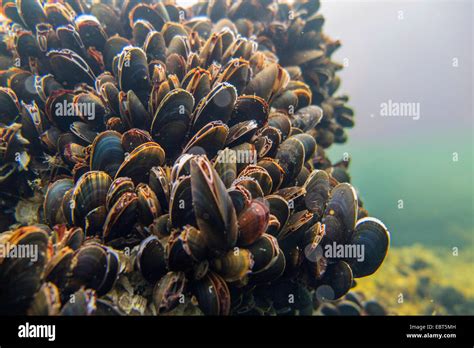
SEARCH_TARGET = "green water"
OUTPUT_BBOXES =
[328,131,473,248]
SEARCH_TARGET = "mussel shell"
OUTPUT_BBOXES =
[71,171,112,228]
[84,206,107,237]
[114,142,165,184]
[166,225,208,272]
[319,260,353,300]
[150,89,194,159]
[65,244,109,296]
[43,178,74,226]
[48,49,96,86]
[250,250,285,284]
[347,217,390,278]
[117,46,150,102]
[211,248,254,282]
[322,183,358,244]
[247,233,280,274]
[191,271,231,315]
[265,195,290,236]
[103,192,138,242]
[149,166,170,212]
[60,288,97,315]
[292,133,317,163]
[106,177,135,211]
[238,165,273,196]
[304,169,330,219]
[275,136,305,186]
[213,148,237,188]
[237,199,270,246]
[27,282,61,316]
[190,156,238,256]
[136,183,162,226]
[153,271,186,314]
[292,105,323,132]
[121,128,153,153]
[183,121,229,159]
[191,82,237,133]
[169,175,195,228]
[0,226,50,314]
[90,131,124,177]
[136,235,167,283]
[229,95,269,128]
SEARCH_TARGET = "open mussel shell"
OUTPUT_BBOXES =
[48,49,96,86]
[229,95,269,128]
[166,225,208,272]
[233,176,264,199]
[278,210,316,250]
[274,186,306,212]
[136,183,162,226]
[102,191,138,243]
[265,195,290,236]
[238,165,273,196]
[191,271,231,315]
[149,166,170,212]
[153,271,187,314]
[0,226,50,315]
[71,171,112,228]
[136,235,167,283]
[190,156,238,256]
[106,177,135,211]
[347,217,390,278]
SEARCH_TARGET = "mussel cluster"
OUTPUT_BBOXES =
[0,0,390,316]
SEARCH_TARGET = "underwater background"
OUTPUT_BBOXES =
[320,0,473,315]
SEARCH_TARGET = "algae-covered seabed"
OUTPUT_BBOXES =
[353,245,474,315]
